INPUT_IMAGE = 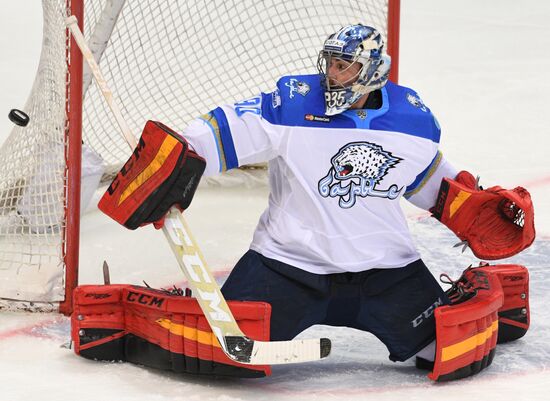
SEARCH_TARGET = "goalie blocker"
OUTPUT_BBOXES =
[99,120,206,230]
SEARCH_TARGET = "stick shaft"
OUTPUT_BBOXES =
[66,16,137,149]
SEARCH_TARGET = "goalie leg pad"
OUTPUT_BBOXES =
[72,285,272,378]
[98,121,206,230]
[490,264,530,343]
[428,266,503,381]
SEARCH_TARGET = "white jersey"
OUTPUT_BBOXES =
[183,74,457,274]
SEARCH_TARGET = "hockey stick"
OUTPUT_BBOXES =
[66,16,331,365]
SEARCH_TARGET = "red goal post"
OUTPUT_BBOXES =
[0,0,400,314]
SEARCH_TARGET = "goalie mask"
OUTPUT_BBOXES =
[317,24,391,116]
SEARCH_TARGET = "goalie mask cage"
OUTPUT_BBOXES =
[0,0,400,314]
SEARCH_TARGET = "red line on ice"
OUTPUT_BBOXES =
[520,174,550,189]
[0,317,62,340]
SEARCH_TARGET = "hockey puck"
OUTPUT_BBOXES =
[8,109,30,127]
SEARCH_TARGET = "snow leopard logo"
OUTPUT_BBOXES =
[318,142,403,208]
[285,79,310,98]
[406,93,427,112]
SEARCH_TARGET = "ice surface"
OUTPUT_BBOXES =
[1,1,550,400]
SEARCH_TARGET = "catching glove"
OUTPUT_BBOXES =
[431,171,535,260]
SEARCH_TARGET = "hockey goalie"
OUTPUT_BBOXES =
[73,24,535,380]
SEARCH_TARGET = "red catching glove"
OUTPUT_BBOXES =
[430,171,535,260]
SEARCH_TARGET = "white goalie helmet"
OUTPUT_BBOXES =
[317,24,391,116]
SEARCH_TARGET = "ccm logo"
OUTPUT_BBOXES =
[126,291,165,308]
[411,298,443,328]
[107,136,146,195]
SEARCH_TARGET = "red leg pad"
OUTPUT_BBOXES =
[71,284,272,378]
[429,267,503,381]
[490,264,530,343]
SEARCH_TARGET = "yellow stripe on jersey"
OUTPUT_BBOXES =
[199,112,228,172]
[405,151,443,198]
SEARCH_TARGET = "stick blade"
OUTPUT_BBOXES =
[224,336,331,365]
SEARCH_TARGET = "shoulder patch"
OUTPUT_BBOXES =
[406,92,428,112]
[285,78,311,98]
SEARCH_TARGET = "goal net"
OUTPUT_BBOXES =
[0,0,400,313]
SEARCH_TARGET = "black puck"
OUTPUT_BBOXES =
[8,109,30,127]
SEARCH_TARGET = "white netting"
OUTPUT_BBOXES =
[0,0,393,309]
[81,0,392,177]
[0,1,68,308]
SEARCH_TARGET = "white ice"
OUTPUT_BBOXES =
[1,1,550,400]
